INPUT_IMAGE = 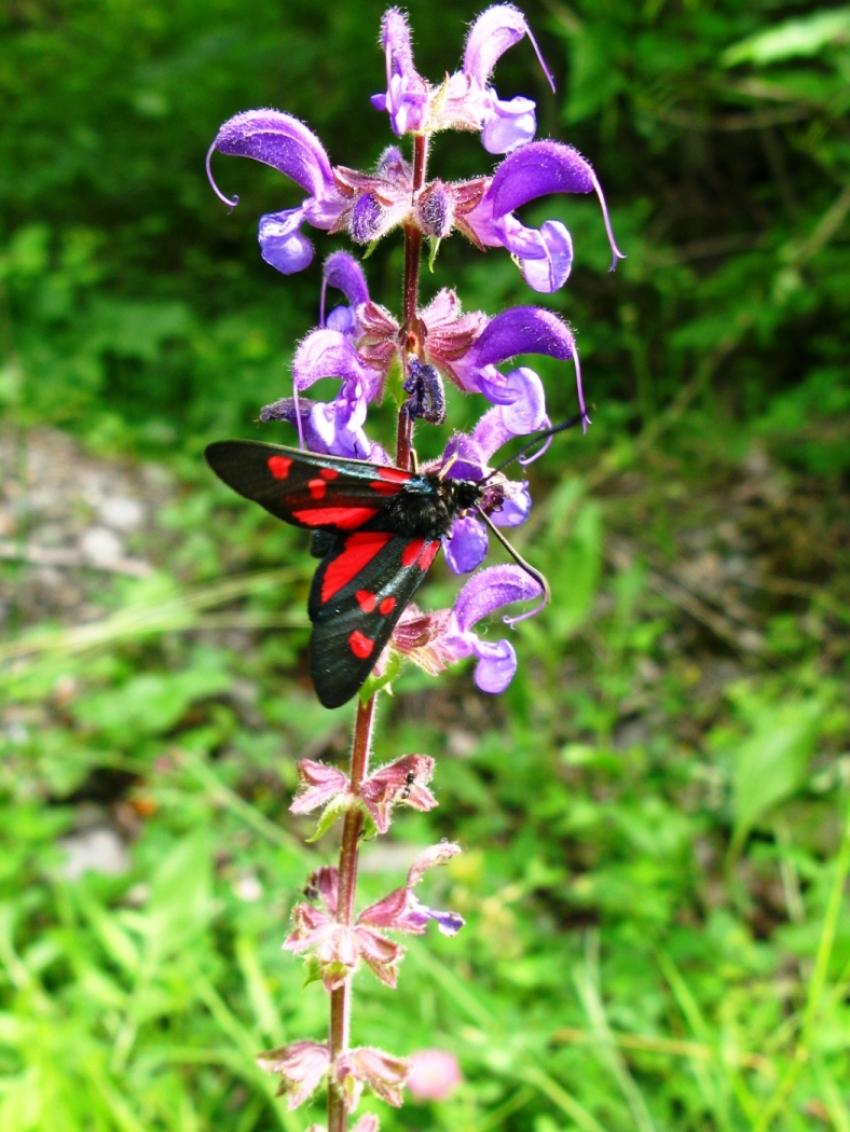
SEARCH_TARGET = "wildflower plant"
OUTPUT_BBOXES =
[205,6,621,1128]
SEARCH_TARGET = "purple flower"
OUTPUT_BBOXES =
[260,391,389,464]
[290,759,348,816]
[394,566,545,694]
[264,283,581,461]
[412,292,584,424]
[372,5,553,155]
[360,842,464,937]
[206,110,347,274]
[407,1049,463,1102]
[320,251,369,334]
[370,9,428,136]
[445,4,555,153]
[435,371,546,574]
[335,1046,409,1111]
[447,565,544,692]
[284,845,462,990]
[449,304,583,421]
[207,116,422,273]
[259,252,395,459]
[360,754,437,833]
[459,140,626,290]
[256,1040,330,1108]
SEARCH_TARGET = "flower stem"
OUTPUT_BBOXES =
[396,133,429,472]
[329,132,428,1132]
[327,695,376,1132]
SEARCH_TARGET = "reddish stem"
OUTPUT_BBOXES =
[327,697,375,1132]
[396,133,429,472]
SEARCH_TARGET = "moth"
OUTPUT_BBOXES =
[206,421,576,708]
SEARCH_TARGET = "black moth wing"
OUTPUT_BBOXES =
[204,440,426,532]
[309,530,442,708]
[205,439,457,708]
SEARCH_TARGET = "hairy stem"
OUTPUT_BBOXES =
[396,133,429,472]
[327,696,376,1132]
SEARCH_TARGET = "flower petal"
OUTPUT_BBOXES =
[352,1117,381,1132]
[481,94,537,154]
[487,140,625,271]
[256,1040,330,1109]
[373,8,428,136]
[472,637,517,693]
[470,367,549,455]
[290,760,349,815]
[453,564,543,633]
[407,841,462,886]
[467,306,587,425]
[354,924,403,987]
[321,251,370,330]
[258,208,315,274]
[491,480,532,527]
[470,305,575,368]
[207,109,334,206]
[464,4,554,92]
[407,1049,462,1102]
[444,514,489,574]
[292,329,378,394]
[512,219,574,293]
[335,1047,409,1109]
[361,754,437,833]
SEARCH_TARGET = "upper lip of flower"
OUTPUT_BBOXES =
[373,3,555,155]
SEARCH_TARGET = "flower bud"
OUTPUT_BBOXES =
[415,182,454,239]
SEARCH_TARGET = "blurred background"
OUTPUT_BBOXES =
[2,0,849,1128]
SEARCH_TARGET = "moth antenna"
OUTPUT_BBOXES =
[474,507,550,623]
[292,384,306,451]
[482,412,586,483]
[437,450,459,480]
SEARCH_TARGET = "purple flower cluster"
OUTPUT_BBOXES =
[208,7,620,1120]
[207,116,623,294]
[206,12,623,691]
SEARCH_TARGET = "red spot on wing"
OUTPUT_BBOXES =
[308,477,327,500]
[321,532,392,602]
[349,630,375,659]
[267,455,293,480]
[401,538,426,567]
[369,480,403,496]
[355,590,377,613]
[416,541,440,571]
[320,467,340,480]
[379,596,396,615]
[292,506,379,529]
[377,466,412,483]
[401,538,440,570]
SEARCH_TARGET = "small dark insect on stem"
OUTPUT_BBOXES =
[400,770,416,800]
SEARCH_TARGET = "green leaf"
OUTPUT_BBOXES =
[143,832,215,962]
[547,499,603,636]
[729,698,824,853]
[305,795,351,843]
[722,8,850,66]
[72,666,230,740]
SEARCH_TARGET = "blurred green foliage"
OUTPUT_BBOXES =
[2,1,850,1130]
